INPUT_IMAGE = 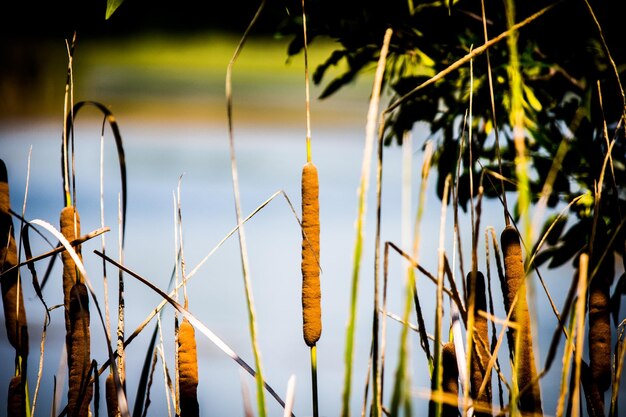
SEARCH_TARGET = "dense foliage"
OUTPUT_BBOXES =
[279,0,626,296]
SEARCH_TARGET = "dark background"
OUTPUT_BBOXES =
[1,0,294,40]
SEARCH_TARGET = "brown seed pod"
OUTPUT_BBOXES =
[466,271,492,416]
[67,282,92,416]
[106,373,120,417]
[60,206,83,335]
[588,252,613,393]
[301,161,321,347]
[7,375,26,417]
[178,318,199,417]
[500,225,542,415]
[428,341,459,417]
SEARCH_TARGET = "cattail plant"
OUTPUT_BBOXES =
[588,263,611,393]
[60,206,93,415]
[301,161,321,347]
[105,372,119,417]
[500,225,542,415]
[467,270,492,416]
[1,159,29,417]
[429,341,458,417]
[8,375,26,417]
[178,318,199,417]
[300,2,322,416]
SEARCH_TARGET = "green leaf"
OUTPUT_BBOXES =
[106,0,125,20]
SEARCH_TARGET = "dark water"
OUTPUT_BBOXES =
[1,118,624,416]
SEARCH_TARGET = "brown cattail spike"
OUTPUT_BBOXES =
[7,375,26,417]
[429,341,459,417]
[301,161,321,347]
[60,206,83,333]
[178,318,199,417]
[466,271,492,416]
[106,373,120,417]
[0,159,29,359]
[500,225,542,415]
[67,282,92,416]
[588,250,613,393]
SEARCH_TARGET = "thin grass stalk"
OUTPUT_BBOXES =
[390,139,433,416]
[430,174,452,417]
[379,243,389,416]
[582,0,626,112]
[359,342,373,417]
[157,315,175,417]
[484,228,504,410]
[453,112,468,300]
[387,132,414,417]
[241,371,254,417]
[463,55,479,417]
[572,254,589,417]
[140,347,159,417]
[609,321,626,417]
[479,0,509,223]
[31,306,54,417]
[555,283,577,417]
[156,344,173,417]
[225,2,268,414]
[61,33,77,207]
[371,78,389,417]
[99,126,111,346]
[310,346,319,417]
[283,375,297,417]
[116,193,126,391]
[341,27,392,417]
[173,185,182,414]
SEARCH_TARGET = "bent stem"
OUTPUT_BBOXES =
[341,27,393,417]
[225,1,268,416]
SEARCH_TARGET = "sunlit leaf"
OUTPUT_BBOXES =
[106,0,125,20]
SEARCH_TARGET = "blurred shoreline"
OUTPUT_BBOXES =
[1,32,374,128]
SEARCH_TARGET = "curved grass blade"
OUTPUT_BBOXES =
[94,250,295,416]
[64,100,127,242]
[225,2,269,414]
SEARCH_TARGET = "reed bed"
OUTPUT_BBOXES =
[1,4,625,417]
